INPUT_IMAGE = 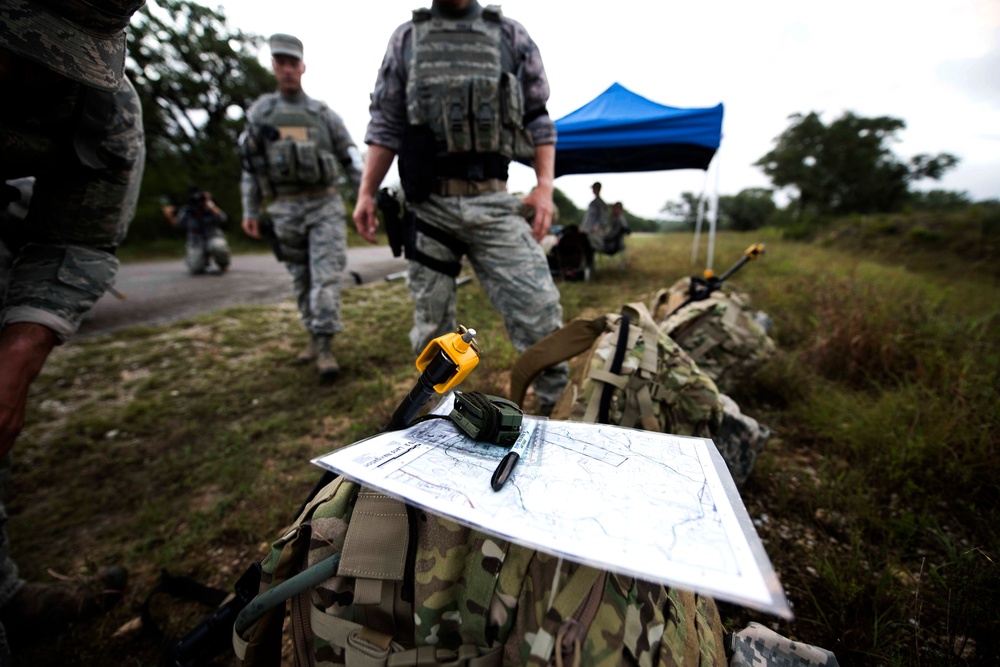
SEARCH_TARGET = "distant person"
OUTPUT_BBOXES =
[546,224,591,281]
[171,189,231,275]
[238,34,363,382]
[602,201,631,255]
[352,0,569,415]
[580,181,608,264]
[0,0,146,658]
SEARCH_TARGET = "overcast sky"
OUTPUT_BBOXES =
[218,0,999,219]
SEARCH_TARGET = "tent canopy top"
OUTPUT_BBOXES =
[553,83,724,176]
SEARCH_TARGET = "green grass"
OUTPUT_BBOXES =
[9,224,1000,665]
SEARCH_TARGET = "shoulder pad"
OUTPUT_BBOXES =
[305,97,327,114]
[483,5,503,22]
[250,93,279,120]
[412,7,431,22]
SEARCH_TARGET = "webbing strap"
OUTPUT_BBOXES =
[587,369,629,390]
[688,330,722,362]
[529,564,602,664]
[510,316,607,405]
[339,490,410,584]
[308,605,502,667]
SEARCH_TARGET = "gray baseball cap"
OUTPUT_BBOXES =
[269,33,303,60]
[0,0,146,92]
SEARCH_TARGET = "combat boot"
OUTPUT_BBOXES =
[314,334,340,382]
[0,566,128,643]
[294,336,319,365]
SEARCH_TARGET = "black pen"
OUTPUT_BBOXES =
[490,420,535,491]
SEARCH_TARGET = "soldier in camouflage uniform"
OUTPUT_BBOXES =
[353,0,569,415]
[240,34,363,382]
[0,0,146,659]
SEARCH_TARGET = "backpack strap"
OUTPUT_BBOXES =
[510,316,608,406]
[235,475,349,666]
[583,303,658,427]
[339,488,413,637]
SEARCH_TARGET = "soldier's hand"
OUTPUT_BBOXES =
[0,323,58,458]
[523,185,553,242]
[353,194,379,244]
[242,217,261,239]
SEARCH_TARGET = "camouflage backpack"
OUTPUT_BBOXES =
[651,279,776,395]
[233,476,728,667]
[539,302,723,438]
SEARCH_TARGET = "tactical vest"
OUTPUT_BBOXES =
[255,95,339,196]
[405,5,534,165]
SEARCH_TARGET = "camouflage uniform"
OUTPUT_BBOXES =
[176,201,231,274]
[0,79,145,339]
[240,91,362,337]
[730,622,841,666]
[1,2,147,660]
[580,195,607,254]
[364,1,568,410]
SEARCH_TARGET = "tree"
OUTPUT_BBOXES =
[717,188,776,231]
[661,191,705,229]
[552,187,583,227]
[755,111,958,216]
[126,0,274,240]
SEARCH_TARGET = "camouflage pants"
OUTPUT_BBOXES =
[0,455,24,666]
[267,193,348,336]
[408,192,568,409]
[184,230,230,275]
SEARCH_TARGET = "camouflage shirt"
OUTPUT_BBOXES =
[240,90,363,220]
[0,77,145,341]
[364,1,556,151]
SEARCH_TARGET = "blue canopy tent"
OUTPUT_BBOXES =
[553,83,724,177]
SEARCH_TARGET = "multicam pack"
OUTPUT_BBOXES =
[651,279,776,395]
[511,302,765,487]
[547,302,723,438]
[234,476,728,667]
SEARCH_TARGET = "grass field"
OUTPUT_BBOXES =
[9,226,999,666]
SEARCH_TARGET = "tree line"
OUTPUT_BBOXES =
[662,111,990,232]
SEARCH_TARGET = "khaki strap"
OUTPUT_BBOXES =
[587,369,629,390]
[530,565,602,664]
[387,644,502,667]
[582,312,639,424]
[339,490,409,585]
[636,383,660,432]
[688,330,722,362]
[623,302,660,375]
[510,316,607,405]
[435,178,507,196]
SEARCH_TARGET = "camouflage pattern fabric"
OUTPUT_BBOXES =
[268,193,348,336]
[729,622,841,667]
[237,478,728,667]
[656,278,777,395]
[716,394,771,488]
[0,455,23,667]
[0,77,145,341]
[240,90,362,220]
[408,192,568,411]
[0,0,146,93]
[365,1,556,152]
[551,304,723,439]
[184,230,231,275]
